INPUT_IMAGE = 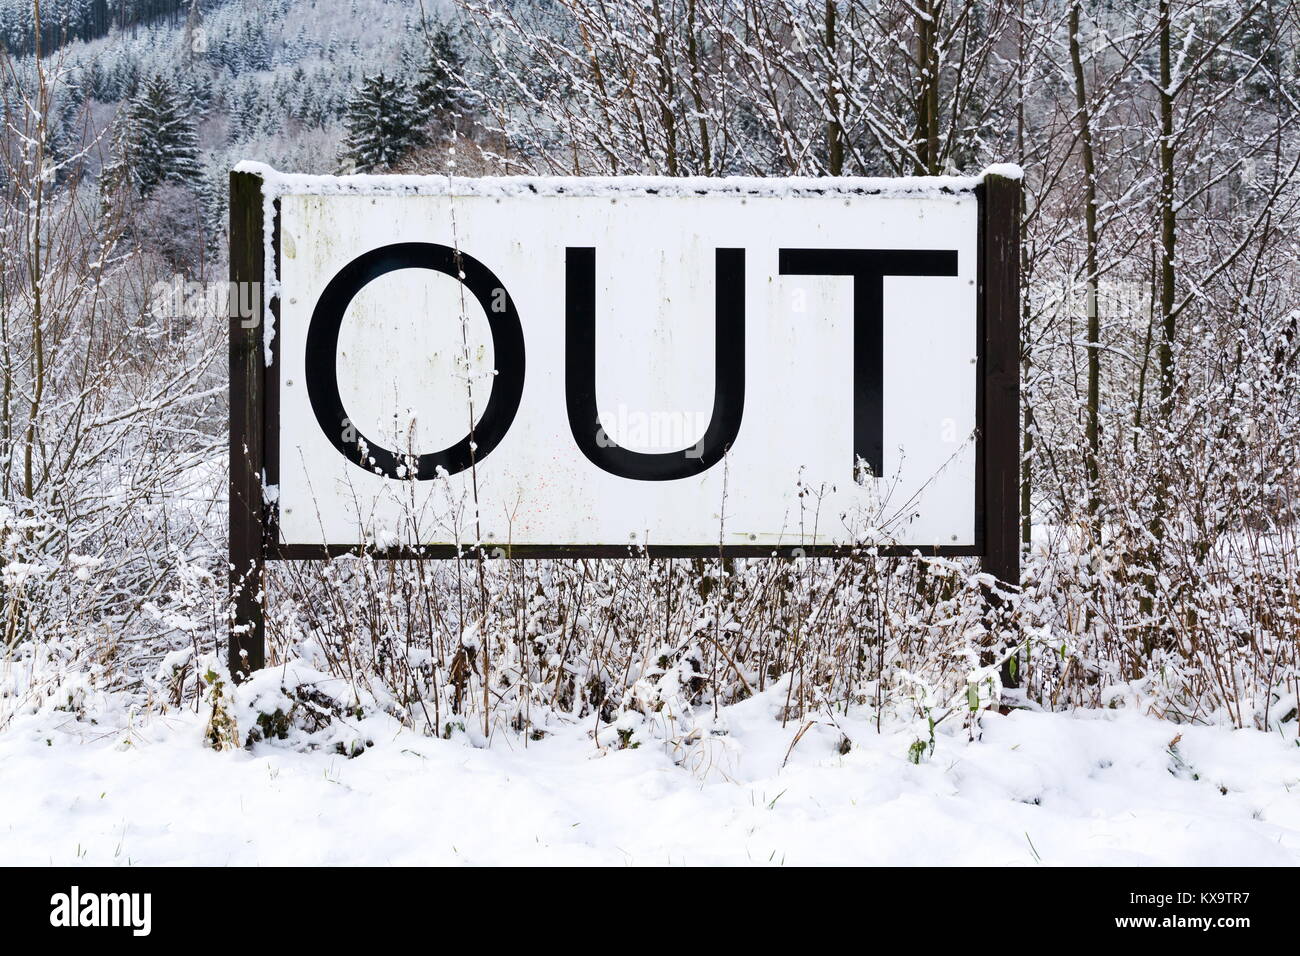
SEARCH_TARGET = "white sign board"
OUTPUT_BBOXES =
[261,174,985,553]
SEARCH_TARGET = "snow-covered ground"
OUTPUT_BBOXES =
[2,683,1297,866]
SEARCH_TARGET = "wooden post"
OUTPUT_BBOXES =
[229,170,266,680]
[980,171,1022,687]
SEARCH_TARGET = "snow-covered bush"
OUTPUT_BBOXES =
[200,656,389,755]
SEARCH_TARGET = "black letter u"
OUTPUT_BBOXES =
[565,247,745,480]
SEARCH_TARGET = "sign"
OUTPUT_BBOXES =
[229,167,1020,674]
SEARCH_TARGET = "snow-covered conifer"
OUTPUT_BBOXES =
[414,23,467,122]
[342,71,425,172]
[124,72,202,196]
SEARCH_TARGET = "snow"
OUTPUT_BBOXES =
[981,162,1025,181]
[260,185,280,368]
[1,680,1295,866]
[232,159,1016,199]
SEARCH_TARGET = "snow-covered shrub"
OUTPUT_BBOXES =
[202,657,394,756]
[0,41,226,731]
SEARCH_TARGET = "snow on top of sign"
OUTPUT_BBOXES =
[234,160,1021,199]
[981,163,1024,181]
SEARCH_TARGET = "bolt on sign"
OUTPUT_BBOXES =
[229,163,1021,677]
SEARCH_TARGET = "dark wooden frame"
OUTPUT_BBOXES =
[229,171,266,679]
[977,173,1022,590]
[229,170,1021,678]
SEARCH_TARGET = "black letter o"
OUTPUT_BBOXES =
[305,242,525,479]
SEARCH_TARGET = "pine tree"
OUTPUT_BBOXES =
[229,78,263,141]
[107,52,140,102]
[125,73,202,197]
[342,72,426,173]
[240,20,272,72]
[50,84,86,167]
[196,162,225,241]
[83,57,106,101]
[180,69,214,118]
[99,118,136,214]
[414,25,467,121]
